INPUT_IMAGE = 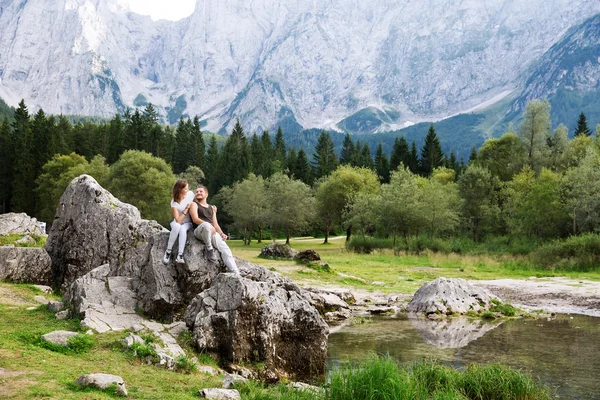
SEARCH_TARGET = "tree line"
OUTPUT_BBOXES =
[1,99,461,220]
[1,98,599,248]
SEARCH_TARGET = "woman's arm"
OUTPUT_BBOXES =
[172,204,190,224]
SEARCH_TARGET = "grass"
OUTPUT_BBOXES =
[0,234,47,248]
[228,237,600,294]
[0,283,223,399]
[326,355,550,400]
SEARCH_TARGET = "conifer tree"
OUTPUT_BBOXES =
[375,143,390,183]
[0,118,13,212]
[312,130,338,179]
[295,148,312,185]
[173,117,192,173]
[11,100,35,215]
[340,133,355,165]
[574,112,592,137]
[158,125,176,165]
[408,141,419,174]
[260,131,274,177]
[206,135,220,193]
[420,124,444,176]
[469,146,478,164]
[390,136,409,171]
[361,143,373,170]
[286,147,297,177]
[191,116,206,170]
[56,115,72,153]
[218,120,251,189]
[108,114,125,163]
[31,109,53,181]
[250,133,263,175]
[274,126,287,171]
[143,103,162,156]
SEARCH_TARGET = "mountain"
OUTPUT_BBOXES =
[1,0,600,136]
[510,13,600,133]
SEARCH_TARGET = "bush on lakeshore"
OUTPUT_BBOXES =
[346,236,394,253]
[326,356,551,400]
[532,233,600,271]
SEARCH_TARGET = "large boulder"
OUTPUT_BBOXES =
[44,175,166,289]
[0,213,43,236]
[259,243,298,259]
[48,175,328,380]
[76,373,127,397]
[0,247,52,285]
[408,278,499,316]
[184,273,329,380]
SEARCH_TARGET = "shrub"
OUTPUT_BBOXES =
[347,236,394,254]
[174,355,198,374]
[532,233,600,271]
[36,333,95,354]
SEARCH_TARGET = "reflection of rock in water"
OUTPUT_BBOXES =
[410,317,502,349]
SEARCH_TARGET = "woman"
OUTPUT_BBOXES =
[163,179,195,264]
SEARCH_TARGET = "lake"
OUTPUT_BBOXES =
[328,314,600,399]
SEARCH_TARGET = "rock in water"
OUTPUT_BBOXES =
[185,273,329,380]
[408,278,499,316]
[0,213,42,235]
[410,317,502,348]
[0,247,52,285]
[259,243,298,259]
[76,373,127,396]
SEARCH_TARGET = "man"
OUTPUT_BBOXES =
[189,185,240,275]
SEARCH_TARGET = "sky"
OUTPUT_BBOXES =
[118,0,196,21]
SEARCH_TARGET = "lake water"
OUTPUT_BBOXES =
[327,314,600,399]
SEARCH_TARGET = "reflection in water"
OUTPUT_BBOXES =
[328,314,600,400]
[409,317,502,349]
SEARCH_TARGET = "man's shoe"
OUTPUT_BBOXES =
[175,253,185,264]
[162,250,171,265]
[206,248,218,262]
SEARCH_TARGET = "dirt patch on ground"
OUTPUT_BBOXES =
[0,287,34,306]
[0,368,38,399]
[474,277,600,317]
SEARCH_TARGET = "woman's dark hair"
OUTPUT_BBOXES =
[172,180,188,202]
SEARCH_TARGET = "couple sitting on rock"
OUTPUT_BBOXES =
[162,180,239,275]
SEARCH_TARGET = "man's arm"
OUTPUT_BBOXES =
[189,203,203,225]
[211,206,227,239]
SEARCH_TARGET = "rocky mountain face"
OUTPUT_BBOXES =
[511,13,600,132]
[1,0,600,135]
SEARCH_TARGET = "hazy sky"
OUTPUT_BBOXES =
[119,0,196,21]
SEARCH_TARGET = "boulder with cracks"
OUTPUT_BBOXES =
[185,273,329,381]
[408,278,499,316]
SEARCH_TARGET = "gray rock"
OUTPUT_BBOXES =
[287,381,322,394]
[259,242,298,259]
[367,306,397,315]
[55,310,70,320]
[408,278,499,316]
[324,310,352,322]
[122,333,145,348]
[33,285,53,294]
[305,288,351,315]
[15,235,36,245]
[45,175,166,290]
[185,273,328,380]
[198,365,220,376]
[34,295,49,304]
[199,388,240,399]
[222,373,248,389]
[410,316,503,349]
[0,247,52,285]
[76,373,127,396]
[47,301,64,312]
[0,213,42,236]
[41,330,78,346]
[294,249,321,262]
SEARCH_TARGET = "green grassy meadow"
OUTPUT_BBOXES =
[228,237,600,294]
